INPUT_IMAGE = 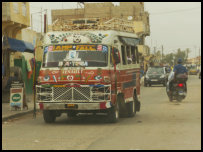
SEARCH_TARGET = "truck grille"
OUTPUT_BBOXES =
[36,85,111,102]
[53,87,91,101]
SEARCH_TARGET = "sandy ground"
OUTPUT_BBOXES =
[2,75,201,150]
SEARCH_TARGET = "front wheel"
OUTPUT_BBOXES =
[126,101,135,117]
[43,110,56,123]
[107,103,119,123]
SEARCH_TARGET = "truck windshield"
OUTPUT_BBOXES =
[42,47,108,68]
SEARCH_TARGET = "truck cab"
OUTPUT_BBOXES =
[36,30,141,123]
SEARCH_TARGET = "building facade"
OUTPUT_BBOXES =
[51,2,150,38]
[2,2,30,39]
[2,2,38,98]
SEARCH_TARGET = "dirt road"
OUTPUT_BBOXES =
[2,75,201,150]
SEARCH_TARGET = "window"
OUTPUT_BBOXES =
[43,45,108,68]
[121,45,127,65]
[136,47,139,64]
[131,46,136,64]
[13,3,19,14]
[126,46,132,64]
[22,2,26,16]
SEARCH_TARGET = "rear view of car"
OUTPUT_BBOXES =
[144,66,167,87]
[189,67,198,75]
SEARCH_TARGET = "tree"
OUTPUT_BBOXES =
[174,48,187,64]
[162,53,174,66]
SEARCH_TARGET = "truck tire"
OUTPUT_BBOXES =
[107,103,119,123]
[117,94,128,117]
[43,110,56,123]
[126,101,135,117]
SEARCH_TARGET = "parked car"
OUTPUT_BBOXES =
[144,66,167,87]
[189,67,198,75]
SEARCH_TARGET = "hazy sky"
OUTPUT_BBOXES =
[29,2,201,58]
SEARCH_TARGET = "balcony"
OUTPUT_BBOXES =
[137,45,150,56]
[2,2,30,38]
[133,21,150,36]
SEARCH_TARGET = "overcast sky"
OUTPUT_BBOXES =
[29,2,201,58]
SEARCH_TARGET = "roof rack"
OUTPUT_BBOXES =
[51,17,135,33]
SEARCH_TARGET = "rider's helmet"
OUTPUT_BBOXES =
[177,58,183,64]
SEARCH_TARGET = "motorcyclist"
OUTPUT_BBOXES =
[168,58,188,94]
[173,58,188,81]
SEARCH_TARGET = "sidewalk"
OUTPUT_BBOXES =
[2,101,36,122]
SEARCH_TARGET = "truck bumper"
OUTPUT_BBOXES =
[37,102,112,111]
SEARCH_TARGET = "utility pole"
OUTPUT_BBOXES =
[41,7,43,34]
[161,45,164,63]
[154,46,156,55]
[31,14,33,30]
[46,9,49,32]
[44,12,47,33]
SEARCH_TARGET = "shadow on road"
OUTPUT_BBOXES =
[53,113,121,125]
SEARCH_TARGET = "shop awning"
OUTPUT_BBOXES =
[118,36,140,46]
[3,37,34,53]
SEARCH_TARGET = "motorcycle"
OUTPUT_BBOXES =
[166,78,187,102]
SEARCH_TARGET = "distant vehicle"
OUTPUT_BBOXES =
[189,67,198,75]
[144,66,167,87]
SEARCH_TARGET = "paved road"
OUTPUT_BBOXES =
[2,75,201,150]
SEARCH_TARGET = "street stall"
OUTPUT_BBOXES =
[2,37,34,110]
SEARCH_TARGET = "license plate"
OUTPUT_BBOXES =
[151,79,158,81]
[178,91,185,96]
[65,104,78,109]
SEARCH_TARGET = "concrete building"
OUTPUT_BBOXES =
[187,56,201,65]
[2,2,42,62]
[2,2,31,83]
[2,2,30,39]
[2,2,40,100]
[51,2,150,38]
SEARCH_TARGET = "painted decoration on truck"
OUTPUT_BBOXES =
[47,32,108,44]
[47,44,108,52]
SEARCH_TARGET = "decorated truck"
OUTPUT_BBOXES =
[36,30,141,123]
